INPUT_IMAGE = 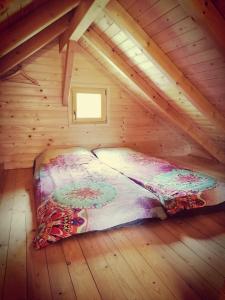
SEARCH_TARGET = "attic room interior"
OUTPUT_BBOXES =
[0,0,225,299]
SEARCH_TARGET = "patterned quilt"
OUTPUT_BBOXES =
[93,148,225,215]
[33,147,166,249]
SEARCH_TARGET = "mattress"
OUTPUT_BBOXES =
[33,147,166,249]
[93,147,225,215]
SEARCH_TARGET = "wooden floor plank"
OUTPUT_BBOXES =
[61,238,101,300]
[0,169,7,298]
[3,169,30,300]
[210,211,225,227]
[107,229,177,300]
[152,221,220,300]
[94,231,154,300]
[0,169,16,212]
[3,211,27,300]
[184,216,225,254]
[0,245,7,300]
[13,169,31,213]
[162,221,225,294]
[122,225,200,300]
[46,244,76,300]
[184,214,225,250]
[166,218,225,276]
[79,233,128,300]
[27,234,53,300]
[0,170,16,299]
[25,169,52,300]
[1,168,225,300]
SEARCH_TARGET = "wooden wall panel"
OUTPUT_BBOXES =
[0,41,210,169]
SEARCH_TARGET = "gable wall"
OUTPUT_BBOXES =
[0,41,209,169]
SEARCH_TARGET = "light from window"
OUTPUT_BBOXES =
[71,87,107,123]
[76,93,101,119]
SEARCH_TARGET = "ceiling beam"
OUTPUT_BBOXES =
[105,0,225,133]
[62,41,76,106]
[0,0,47,32]
[0,15,70,76]
[83,28,225,163]
[178,0,225,57]
[0,0,79,58]
[59,0,110,52]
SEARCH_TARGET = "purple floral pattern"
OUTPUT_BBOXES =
[93,148,220,215]
[34,147,167,248]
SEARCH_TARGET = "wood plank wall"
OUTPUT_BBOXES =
[0,41,209,169]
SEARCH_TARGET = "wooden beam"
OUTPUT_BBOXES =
[62,41,76,106]
[0,0,47,32]
[83,29,225,163]
[59,0,110,52]
[178,0,225,57]
[0,0,80,58]
[105,0,225,133]
[0,15,70,76]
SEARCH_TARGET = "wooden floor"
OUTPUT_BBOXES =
[0,168,225,300]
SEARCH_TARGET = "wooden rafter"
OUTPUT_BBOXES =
[0,0,47,32]
[82,28,225,163]
[0,0,79,58]
[0,15,70,76]
[105,0,225,133]
[178,0,225,57]
[62,41,76,106]
[59,0,110,52]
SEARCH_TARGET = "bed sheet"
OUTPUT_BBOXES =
[34,147,166,248]
[93,147,225,215]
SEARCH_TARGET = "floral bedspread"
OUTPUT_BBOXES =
[34,147,166,249]
[93,148,225,215]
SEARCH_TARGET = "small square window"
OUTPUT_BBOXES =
[71,87,107,123]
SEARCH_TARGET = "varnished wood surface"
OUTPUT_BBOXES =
[0,41,202,169]
[83,27,225,163]
[1,0,225,169]
[0,168,224,300]
[93,0,225,152]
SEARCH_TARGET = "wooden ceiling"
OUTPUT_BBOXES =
[0,0,225,163]
[0,0,46,31]
[0,0,32,22]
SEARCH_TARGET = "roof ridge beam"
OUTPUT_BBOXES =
[59,0,110,52]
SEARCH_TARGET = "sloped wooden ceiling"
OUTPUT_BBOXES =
[0,0,47,31]
[0,0,225,163]
[84,0,225,162]
[0,0,33,24]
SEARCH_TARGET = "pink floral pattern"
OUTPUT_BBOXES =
[34,199,86,249]
[34,147,166,248]
[93,148,219,215]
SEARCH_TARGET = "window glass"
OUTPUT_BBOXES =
[76,93,102,118]
[71,87,107,124]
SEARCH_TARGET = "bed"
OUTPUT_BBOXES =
[33,147,166,249]
[93,147,225,215]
